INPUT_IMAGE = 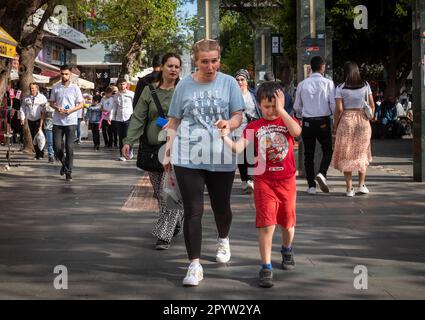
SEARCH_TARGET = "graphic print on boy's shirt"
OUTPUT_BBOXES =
[243,118,296,180]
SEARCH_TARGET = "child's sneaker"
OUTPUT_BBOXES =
[258,268,274,288]
[216,237,231,263]
[281,249,295,270]
[246,180,254,193]
[182,263,203,286]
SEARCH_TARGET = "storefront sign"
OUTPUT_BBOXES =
[32,9,59,35]
[0,26,17,59]
[0,41,16,59]
[59,24,88,47]
[271,34,284,55]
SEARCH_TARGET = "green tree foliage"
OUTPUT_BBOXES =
[326,0,411,96]
[219,11,255,75]
[219,1,280,75]
[85,0,183,77]
[221,0,412,97]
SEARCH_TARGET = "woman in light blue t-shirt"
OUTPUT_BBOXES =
[165,39,245,287]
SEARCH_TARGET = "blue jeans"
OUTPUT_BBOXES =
[53,125,76,174]
[75,118,82,141]
[44,128,54,158]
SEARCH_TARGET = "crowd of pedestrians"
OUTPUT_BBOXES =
[9,39,414,289]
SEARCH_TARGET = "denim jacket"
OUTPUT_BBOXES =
[85,104,102,123]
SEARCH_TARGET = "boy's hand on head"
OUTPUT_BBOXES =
[274,89,285,114]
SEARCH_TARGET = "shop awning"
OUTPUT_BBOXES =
[10,69,50,83]
[40,70,60,78]
[0,26,18,59]
[33,73,50,83]
[74,77,94,89]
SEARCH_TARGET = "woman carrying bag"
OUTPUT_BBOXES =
[331,61,375,197]
[122,53,183,250]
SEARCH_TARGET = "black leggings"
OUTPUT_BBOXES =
[174,166,235,260]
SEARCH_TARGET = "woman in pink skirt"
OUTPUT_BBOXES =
[331,61,375,197]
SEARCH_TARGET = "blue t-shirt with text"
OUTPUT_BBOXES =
[168,72,245,172]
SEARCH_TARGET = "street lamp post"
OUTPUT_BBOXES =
[196,0,219,41]
[296,0,327,177]
[412,0,425,181]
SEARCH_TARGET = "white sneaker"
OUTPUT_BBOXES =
[119,156,127,161]
[346,188,355,197]
[315,173,329,193]
[246,180,254,193]
[216,237,231,263]
[306,187,317,195]
[182,263,203,286]
[357,185,369,194]
[241,181,248,191]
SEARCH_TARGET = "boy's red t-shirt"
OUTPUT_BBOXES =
[242,117,296,180]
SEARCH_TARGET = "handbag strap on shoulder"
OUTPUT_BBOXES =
[148,84,165,118]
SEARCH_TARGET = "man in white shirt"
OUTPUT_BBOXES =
[109,79,134,161]
[49,65,84,181]
[293,56,335,195]
[20,83,48,160]
[395,100,405,118]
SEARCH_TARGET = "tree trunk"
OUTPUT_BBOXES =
[0,1,50,100]
[19,46,38,154]
[18,3,53,153]
[383,43,411,100]
[119,29,144,79]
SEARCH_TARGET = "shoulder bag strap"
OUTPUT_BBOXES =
[365,85,369,105]
[148,84,165,118]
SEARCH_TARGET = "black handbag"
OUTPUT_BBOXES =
[136,85,166,172]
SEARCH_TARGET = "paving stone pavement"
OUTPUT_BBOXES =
[0,138,424,300]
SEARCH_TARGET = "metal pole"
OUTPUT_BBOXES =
[297,0,327,177]
[205,0,211,39]
[412,0,425,181]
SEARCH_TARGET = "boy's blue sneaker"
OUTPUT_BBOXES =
[259,268,274,288]
[281,250,295,270]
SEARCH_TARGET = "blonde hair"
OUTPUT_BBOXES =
[192,39,221,60]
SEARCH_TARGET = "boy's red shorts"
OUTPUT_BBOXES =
[254,176,296,229]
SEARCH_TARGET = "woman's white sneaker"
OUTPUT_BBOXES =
[182,263,203,286]
[216,237,231,263]
[346,188,355,197]
[357,185,369,194]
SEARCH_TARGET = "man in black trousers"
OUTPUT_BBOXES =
[293,56,335,195]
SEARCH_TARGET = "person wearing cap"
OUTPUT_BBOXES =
[234,69,261,193]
